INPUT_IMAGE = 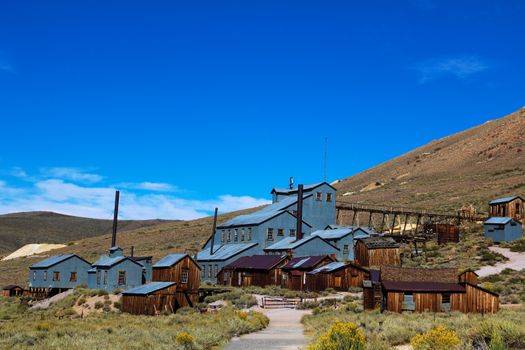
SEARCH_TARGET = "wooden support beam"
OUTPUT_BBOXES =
[390,214,397,234]
[402,214,409,235]
[368,211,373,227]
[414,215,421,234]
[380,213,386,233]
[351,210,358,226]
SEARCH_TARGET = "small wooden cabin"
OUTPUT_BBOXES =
[354,237,400,268]
[305,261,370,292]
[280,255,335,291]
[489,196,524,223]
[218,255,288,287]
[364,266,499,313]
[2,285,24,297]
[423,224,460,244]
[121,282,178,315]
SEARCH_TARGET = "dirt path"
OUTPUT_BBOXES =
[223,307,310,350]
[30,289,74,309]
[476,247,525,277]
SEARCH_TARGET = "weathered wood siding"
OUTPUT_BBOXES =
[121,285,179,315]
[305,265,370,292]
[459,271,479,285]
[490,197,524,222]
[451,284,499,313]
[386,292,403,313]
[354,241,400,267]
[152,256,200,292]
[222,268,282,287]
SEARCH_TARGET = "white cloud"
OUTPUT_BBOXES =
[117,182,178,192]
[416,56,488,83]
[0,176,270,220]
[10,167,27,178]
[41,167,105,183]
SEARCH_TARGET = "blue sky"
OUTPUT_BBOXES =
[0,1,524,219]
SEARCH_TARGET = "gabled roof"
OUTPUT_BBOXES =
[153,253,199,269]
[489,196,523,205]
[2,285,22,290]
[308,261,348,274]
[264,235,339,251]
[92,255,143,268]
[122,281,175,295]
[217,195,313,228]
[30,254,91,269]
[357,236,400,249]
[382,281,466,293]
[271,182,336,195]
[324,225,376,236]
[281,255,334,270]
[197,242,258,261]
[224,255,287,271]
[311,226,372,240]
[484,217,516,225]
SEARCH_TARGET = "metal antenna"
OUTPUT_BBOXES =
[324,137,328,182]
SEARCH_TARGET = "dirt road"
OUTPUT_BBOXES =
[476,247,525,277]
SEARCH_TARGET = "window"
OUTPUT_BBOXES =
[277,228,284,236]
[33,271,36,281]
[103,271,108,285]
[316,192,323,201]
[214,265,218,276]
[241,228,245,241]
[290,229,296,237]
[234,229,238,241]
[442,293,451,311]
[44,271,47,281]
[97,271,101,284]
[181,268,189,283]
[221,230,225,242]
[326,193,333,202]
[70,272,77,282]
[201,267,205,278]
[227,230,231,242]
[53,271,60,281]
[207,265,212,278]
[118,271,126,285]
[343,244,349,255]
[267,228,274,241]
[402,293,415,311]
[248,228,252,241]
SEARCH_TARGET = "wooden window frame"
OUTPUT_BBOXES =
[118,271,126,286]
[343,244,349,255]
[103,271,108,285]
[70,271,77,282]
[207,265,212,278]
[316,192,323,201]
[326,192,333,202]
[267,228,274,241]
[181,268,189,284]
[241,228,245,241]
[33,271,36,281]
[52,271,60,282]
[221,230,225,242]
[214,265,218,277]
[97,271,101,284]
[43,271,47,281]
[277,228,284,236]
[248,228,252,241]
[227,230,231,242]
[289,229,296,237]
[234,229,238,241]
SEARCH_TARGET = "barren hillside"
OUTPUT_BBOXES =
[334,107,525,214]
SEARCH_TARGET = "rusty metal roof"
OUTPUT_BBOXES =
[382,281,466,293]
[224,255,286,270]
[358,236,400,249]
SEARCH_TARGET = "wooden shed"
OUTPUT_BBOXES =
[371,266,498,314]
[121,282,178,315]
[280,255,335,291]
[423,224,460,244]
[489,196,524,223]
[305,261,370,292]
[458,269,479,285]
[2,285,24,297]
[218,255,288,287]
[354,237,400,268]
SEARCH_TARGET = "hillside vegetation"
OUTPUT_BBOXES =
[335,107,525,214]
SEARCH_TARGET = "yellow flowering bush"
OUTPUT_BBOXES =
[410,326,460,350]
[175,332,194,350]
[308,321,366,350]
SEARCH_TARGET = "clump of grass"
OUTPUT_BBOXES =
[480,269,525,303]
[94,301,104,309]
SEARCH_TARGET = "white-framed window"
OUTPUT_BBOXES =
[241,228,245,241]
[326,193,333,202]
[227,230,231,241]
[277,228,284,236]
[267,228,274,241]
[316,192,323,201]
[234,229,238,241]
[181,268,189,283]
[290,229,296,237]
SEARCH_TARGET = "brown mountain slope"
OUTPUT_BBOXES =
[0,211,175,255]
[334,107,525,214]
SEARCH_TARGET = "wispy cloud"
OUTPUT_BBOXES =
[41,167,105,184]
[0,171,270,220]
[416,56,488,83]
[117,181,178,192]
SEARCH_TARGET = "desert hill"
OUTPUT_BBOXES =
[334,107,525,214]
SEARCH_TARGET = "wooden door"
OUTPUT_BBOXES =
[334,276,342,288]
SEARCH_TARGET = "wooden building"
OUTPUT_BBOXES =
[305,261,370,292]
[489,196,524,223]
[354,237,400,268]
[2,285,24,297]
[280,255,335,290]
[459,269,479,285]
[363,266,499,313]
[121,282,178,315]
[484,217,523,242]
[423,224,460,244]
[218,255,288,287]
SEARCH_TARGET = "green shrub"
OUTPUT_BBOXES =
[297,301,320,309]
[77,297,87,306]
[97,289,108,296]
[308,321,366,350]
[94,301,104,309]
[112,301,121,310]
[112,288,123,294]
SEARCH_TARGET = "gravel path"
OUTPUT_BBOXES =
[476,247,525,277]
[30,289,74,309]
[224,307,311,350]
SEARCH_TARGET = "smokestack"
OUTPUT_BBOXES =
[296,184,304,240]
[210,208,218,255]
[130,246,134,258]
[289,177,294,190]
[111,190,120,248]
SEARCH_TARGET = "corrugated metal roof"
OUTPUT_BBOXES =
[358,236,400,249]
[308,261,348,274]
[264,235,323,250]
[271,182,323,194]
[153,254,187,268]
[382,281,466,293]
[218,194,312,228]
[484,217,513,225]
[122,282,175,295]
[225,255,286,270]
[92,255,128,267]
[30,254,75,269]
[311,228,353,239]
[197,242,258,261]
[489,196,521,204]
[282,256,332,270]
